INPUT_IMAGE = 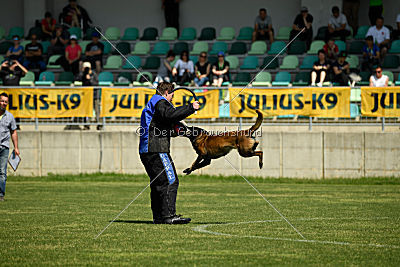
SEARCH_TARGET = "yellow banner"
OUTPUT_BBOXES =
[361,87,400,117]
[3,88,93,118]
[229,87,350,117]
[101,88,219,118]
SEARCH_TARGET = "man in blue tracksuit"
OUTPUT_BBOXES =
[139,82,199,224]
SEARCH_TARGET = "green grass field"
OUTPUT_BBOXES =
[1,174,399,266]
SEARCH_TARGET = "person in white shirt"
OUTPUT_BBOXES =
[172,50,194,85]
[369,66,389,87]
[327,6,352,42]
[366,16,390,58]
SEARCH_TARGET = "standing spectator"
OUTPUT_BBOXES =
[212,52,230,87]
[252,8,274,43]
[311,50,330,87]
[41,12,56,40]
[393,13,400,40]
[362,35,380,72]
[78,61,97,130]
[62,0,92,33]
[47,25,70,59]
[323,38,339,62]
[172,51,194,85]
[6,36,24,63]
[0,60,28,86]
[327,6,351,42]
[368,0,383,26]
[332,52,350,86]
[342,0,360,34]
[61,35,82,75]
[369,66,388,86]
[81,31,103,73]
[0,92,20,202]
[162,0,180,34]
[366,17,390,59]
[290,7,313,49]
[194,52,211,87]
[155,50,175,85]
[23,34,46,72]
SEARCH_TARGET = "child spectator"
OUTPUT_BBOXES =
[290,7,313,49]
[366,16,390,58]
[172,51,194,85]
[327,6,351,42]
[41,12,56,40]
[212,52,230,87]
[252,8,274,43]
[194,52,211,87]
[23,34,46,72]
[311,49,330,87]
[82,31,103,73]
[362,35,380,72]
[155,50,175,85]
[332,52,350,86]
[47,25,70,59]
[61,35,82,75]
[6,36,24,63]
[323,38,339,62]
[369,66,388,86]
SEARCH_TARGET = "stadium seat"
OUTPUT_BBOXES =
[280,55,299,69]
[55,71,74,86]
[103,55,122,69]
[350,103,360,118]
[232,72,251,86]
[159,27,178,41]
[19,71,35,86]
[0,41,12,54]
[198,27,216,40]
[131,41,150,55]
[219,104,230,118]
[335,40,346,52]
[41,41,50,54]
[113,42,131,55]
[173,42,189,55]
[191,41,208,55]
[80,40,91,53]
[272,71,291,86]
[101,41,111,54]
[288,41,306,54]
[382,71,394,85]
[217,27,235,41]
[240,56,258,70]
[6,27,24,40]
[382,55,399,69]
[395,73,400,85]
[46,55,61,69]
[209,42,228,55]
[388,40,400,54]
[142,56,161,69]
[141,27,158,40]
[350,87,361,101]
[268,41,286,55]
[349,40,364,54]
[307,40,325,54]
[179,27,196,41]
[35,71,55,85]
[189,55,198,64]
[236,27,253,40]
[248,41,267,55]
[208,56,217,65]
[293,72,311,86]
[68,27,82,39]
[98,71,114,86]
[346,55,359,69]
[300,55,318,69]
[151,42,170,55]
[275,26,292,40]
[105,27,120,40]
[122,55,141,69]
[315,27,328,40]
[133,72,153,86]
[225,55,239,70]
[260,56,279,69]
[0,26,5,39]
[84,27,102,40]
[252,71,272,86]
[20,40,30,49]
[115,72,133,86]
[170,55,179,67]
[121,27,139,41]
[0,55,3,62]
[228,42,247,55]
[357,71,371,86]
[27,26,43,40]
[354,25,369,40]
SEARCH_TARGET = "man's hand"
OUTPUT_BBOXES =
[192,101,200,110]
[14,148,20,156]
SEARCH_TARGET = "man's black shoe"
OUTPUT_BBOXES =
[153,218,163,224]
[163,214,191,224]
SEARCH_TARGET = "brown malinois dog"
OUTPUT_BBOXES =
[175,110,263,175]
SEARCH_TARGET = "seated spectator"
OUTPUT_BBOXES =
[172,51,194,85]
[6,36,24,63]
[393,12,400,40]
[323,38,339,62]
[362,35,380,72]
[366,16,390,59]
[79,61,98,86]
[311,49,330,87]
[81,31,103,73]
[332,52,350,86]
[290,6,313,49]
[23,34,46,72]
[0,60,28,85]
[61,0,92,33]
[369,66,388,86]
[194,52,211,87]
[252,8,274,43]
[47,25,70,59]
[212,52,230,87]
[60,35,82,75]
[41,12,56,40]
[327,6,351,42]
[155,50,175,85]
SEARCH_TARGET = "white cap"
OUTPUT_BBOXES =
[70,34,77,40]
[82,61,91,69]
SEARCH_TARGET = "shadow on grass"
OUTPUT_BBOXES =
[112,220,227,225]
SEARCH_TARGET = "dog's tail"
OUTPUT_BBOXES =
[249,110,263,133]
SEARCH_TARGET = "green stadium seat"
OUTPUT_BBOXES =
[198,27,216,40]
[105,27,120,40]
[315,26,328,40]
[280,55,299,69]
[79,41,91,53]
[68,27,82,39]
[208,56,217,65]
[252,71,272,87]
[288,41,306,54]
[276,26,291,40]
[20,40,30,49]
[189,55,198,65]
[389,40,400,54]
[35,71,55,85]
[268,41,286,55]
[27,26,43,40]
[228,42,247,55]
[219,104,230,118]
[0,55,3,63]
[132,41,150,55]
[355,25,369,40]
[170,55,179,67]
[232,72,251,86]
[209,42,228,55]
[55,71,74,85]
[98,71,114,86]
[248,41,267,55]
[47,55,61,69]
[133,72,153,86]
[260,56,279,69]
[307,40,325,54]
[179,27,196,41]
[121,27,139,41]
[346,55,359,69]
[141,27,158,40]
[350,87,361,102]
[240,56,258,70]
[0,26,5,39]
[113,42,131,55]
[225,55,239,70]
[395,73,400,85]
[382,71,394,85]
[335,40,346,52]
[84,27,102,40]
[293,72,311,86]
[272,71,291,86]
[349,40,364,54]
[236,27,253,40]
[122,55,141,69]
[357,71,371,86]
[159,27,178,41]
[382,55,399,69]
[0,41,12,54]
[350,103,360,118]
[173,42,189,55]
[6,27,24,40]
[300,55,318,69]
[191,42,208,55]
[115,72,133,86]
[151,42,170,55]
[143,56,160,69]
[101,41,111,54]
[19,71,35,86]
[103,55,122,69]
[217,27,235,41]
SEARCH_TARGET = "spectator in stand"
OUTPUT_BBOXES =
[0,60,28,86]
[155,50,175,85]
[61,35,82,75]
[362,35,380,72]
[327,6,352,42]
[41,12,56,40]
[369,65,388,86]
[393,13,400,40]
[342,0,360,34]
[252,8,274,43]
[332,52,350,86]
[62,0,92,33]
[290,7,313,49]
[81,31,103,73]
[6,36,23,63]
[194,52,211,87]
[323,38,339,62]
[172,50,194,85]
[47,25,70,59]
[23,34,46,72]
[212,52,230,87]
[311,49,330,87]
[368,0,383,25]
[366,16,390,59]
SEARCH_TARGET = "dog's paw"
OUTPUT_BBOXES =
[259,162,263,169]
[183,168,192,175]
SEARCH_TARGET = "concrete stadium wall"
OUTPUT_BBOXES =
[11,131,400,178]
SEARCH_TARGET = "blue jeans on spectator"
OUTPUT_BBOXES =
[0,147,9,197]
[194,76,209,87]
[23,59,46,72]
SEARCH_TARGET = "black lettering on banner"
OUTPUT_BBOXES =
[19,94,23,110]
[279,94,292,110]
[120,94,131,109]
[371,92,396,113]
[371,93,379,113]
[57,94,69,110]
[247,94,260,110]
[262,95,271,110]
[133,94,142,109]
[294,93,304,110]
[380,93,393,109]
[70,94,81,109]
[397,93,400,109]
[239,94,245,113]
[144,94,151,106]
[273,94,278,110]
[25,95,37,110]
[39,95,49,110]
[312,93,325,110]
[8,95,17,110]
[325,93,338,110]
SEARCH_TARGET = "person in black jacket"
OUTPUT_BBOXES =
[139,82,199,224]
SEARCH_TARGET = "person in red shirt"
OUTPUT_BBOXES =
[41,12,56,40]
[61,35,82,75]
[323,38,339,62]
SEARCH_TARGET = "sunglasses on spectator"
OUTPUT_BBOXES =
[376,70,382,73]
[200,55,207,58]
